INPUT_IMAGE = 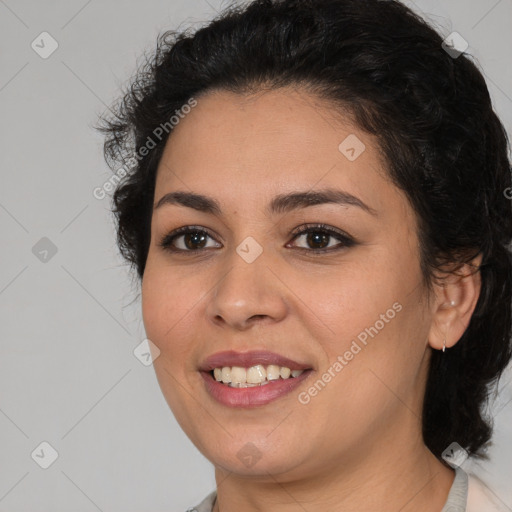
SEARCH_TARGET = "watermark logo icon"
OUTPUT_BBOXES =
[134,338,161,366]
[441,442,468,468]
[236,236,263,263]
[442,32,468,59]
[32,237,58,263]
[31,32,59,59]
[339,134,366,161]
[236,442,262,468]
[31,441,59,469]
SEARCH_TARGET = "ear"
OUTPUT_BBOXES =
[428,253,483,351]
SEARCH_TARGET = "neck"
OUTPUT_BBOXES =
[211,424,455,512]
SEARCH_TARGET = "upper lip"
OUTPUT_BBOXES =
[199,350,313,372]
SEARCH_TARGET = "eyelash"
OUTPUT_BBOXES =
[158,223,356,255]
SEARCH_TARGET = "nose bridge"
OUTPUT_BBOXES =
[214,237,269,304]
[207,236,286,328]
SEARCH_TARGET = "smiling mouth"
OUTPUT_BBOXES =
[209,364,311,388]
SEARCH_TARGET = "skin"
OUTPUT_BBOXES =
[141,87,482,512]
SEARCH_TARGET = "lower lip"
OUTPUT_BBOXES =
[200,370,313,408]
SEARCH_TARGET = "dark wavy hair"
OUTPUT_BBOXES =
[97,0,512,461]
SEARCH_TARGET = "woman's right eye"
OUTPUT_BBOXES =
[158,226,220,253]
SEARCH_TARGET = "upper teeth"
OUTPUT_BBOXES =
[213,365,305,386]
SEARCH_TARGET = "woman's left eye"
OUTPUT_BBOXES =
[158,223,355,254]
[288,224,355,253]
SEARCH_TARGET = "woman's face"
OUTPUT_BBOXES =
[142,87,436,479]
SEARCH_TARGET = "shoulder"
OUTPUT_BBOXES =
[185,489,217,512]
[467,472,510,512]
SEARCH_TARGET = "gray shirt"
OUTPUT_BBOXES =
[186,467,510,511]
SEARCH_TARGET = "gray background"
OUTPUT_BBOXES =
[0,0,511,510]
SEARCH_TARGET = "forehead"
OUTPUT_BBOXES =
[159,87,367,163]
[153,87,403,218]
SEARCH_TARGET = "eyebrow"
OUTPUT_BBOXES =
[154,189,378,216]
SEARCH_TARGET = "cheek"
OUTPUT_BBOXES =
[306,242,427,378]
[302,254,406,340]
[141,269,168,346]
[141,264,202,418]
[141,262,197,360]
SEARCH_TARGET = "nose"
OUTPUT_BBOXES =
[205,248,288,331]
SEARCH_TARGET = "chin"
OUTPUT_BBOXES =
[197,432,306,477]
[209,448,304,478]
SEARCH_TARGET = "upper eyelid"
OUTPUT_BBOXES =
[165,223,349,239]
[160,223,353,249]
[290,223,349,236]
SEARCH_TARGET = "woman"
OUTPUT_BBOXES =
[98,0,512,510]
